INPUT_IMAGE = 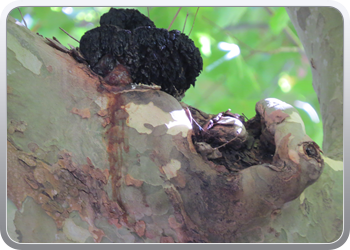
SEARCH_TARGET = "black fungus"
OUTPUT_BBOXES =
[79,8,203,100]
[100,8,156,30]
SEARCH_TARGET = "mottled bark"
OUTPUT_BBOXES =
[6,7,342,244]
[257,7,343,243]
[286,7,343,160]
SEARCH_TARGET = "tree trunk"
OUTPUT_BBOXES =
[259,7,343,243]
[287,7,343,161]
[6,7,343,244]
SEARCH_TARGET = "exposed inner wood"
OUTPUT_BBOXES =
[183,105,275,172]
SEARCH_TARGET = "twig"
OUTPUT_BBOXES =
[147,7,150,18]
[188,7,199,37]
[46,37,70,53]
[214,134,240,150]
[59,27,80,43]
[168,7,182,31]
[264,6,274,15]
[202,16,254,51]
[264,7,302,48]
[202,16,304,58]
[182,11,189,33]
[17,8,27,28]
[241,113,249,121]
[249,46,302,55]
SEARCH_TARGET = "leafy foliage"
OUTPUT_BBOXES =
[9,7,323,146]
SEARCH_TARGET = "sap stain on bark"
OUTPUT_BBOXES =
[104,93,130,211]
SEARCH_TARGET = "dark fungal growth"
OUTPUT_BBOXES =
[99,8,156,29]
[79,8,203,100]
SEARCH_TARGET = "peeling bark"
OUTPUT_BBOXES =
[6,7,342,244]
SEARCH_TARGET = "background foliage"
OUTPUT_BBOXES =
[9,7,323,146]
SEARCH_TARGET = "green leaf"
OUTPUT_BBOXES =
[216,7,248,27]
[269,7,290,35]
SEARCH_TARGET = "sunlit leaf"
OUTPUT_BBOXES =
[269,7,290,35]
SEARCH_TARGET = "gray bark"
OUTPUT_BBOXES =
[258,7,343,243]
[287,7,343,160]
